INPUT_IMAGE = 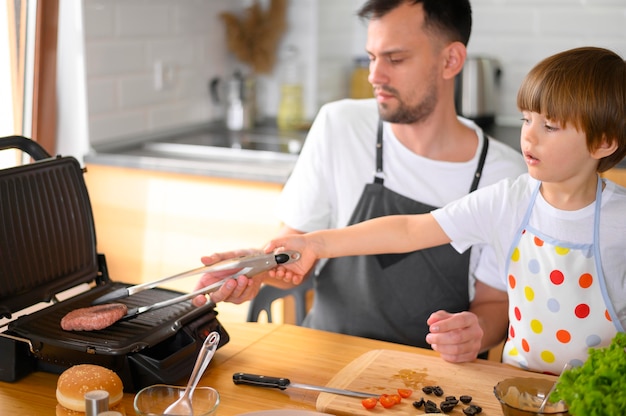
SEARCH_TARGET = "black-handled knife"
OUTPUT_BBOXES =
[233,372,379,398]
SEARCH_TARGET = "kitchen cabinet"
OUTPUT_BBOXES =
[84,164,283,322]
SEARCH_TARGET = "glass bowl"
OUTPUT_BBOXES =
[134,384,219,416]
[494,377,569,416]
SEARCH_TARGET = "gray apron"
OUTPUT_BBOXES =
[303,121,490,349]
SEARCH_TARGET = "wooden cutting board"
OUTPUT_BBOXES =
[315,349,557,415]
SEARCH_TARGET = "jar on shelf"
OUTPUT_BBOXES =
[350,56,373,99]
[277,45,304,131]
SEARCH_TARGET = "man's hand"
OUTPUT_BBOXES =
[192,249,264,306]
[425,310,484,363]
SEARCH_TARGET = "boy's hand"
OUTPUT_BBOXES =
[265,234,318,284]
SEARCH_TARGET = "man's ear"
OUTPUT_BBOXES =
[442,42,466,80]
[592,135,619,160]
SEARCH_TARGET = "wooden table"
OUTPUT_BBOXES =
[0,322,554,415]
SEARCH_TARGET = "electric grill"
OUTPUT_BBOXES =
[0,136,229,392]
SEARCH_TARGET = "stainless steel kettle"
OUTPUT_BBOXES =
[210,71,256,131]
[454,56,502,128]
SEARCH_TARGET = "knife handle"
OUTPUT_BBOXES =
[233,372,290,390]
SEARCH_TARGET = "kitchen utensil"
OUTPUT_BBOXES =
[537,362,573,413]
[455,56,502,128]
[210,71,256,131]
[163,331,220,415]
[93,251,301,305]
[134,385,219,416]
[232,373,379,398]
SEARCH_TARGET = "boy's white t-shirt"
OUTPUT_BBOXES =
[276,99,527,296]
[432,174,626,328]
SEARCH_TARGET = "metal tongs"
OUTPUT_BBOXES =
[91,251,300,320]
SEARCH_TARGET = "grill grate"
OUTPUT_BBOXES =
[8,283,207,355]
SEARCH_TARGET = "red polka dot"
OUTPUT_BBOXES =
[605,310,612,322]
[510,326,516,338]
[514,307,522,321]
[556,330,571,343]
[521,338,530,352]
[575,304,590,319]
[508,274,516,289]
[550,270,565,285]
[579,273,593,288]
[533,236,544,246]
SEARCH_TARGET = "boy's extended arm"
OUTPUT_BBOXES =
[267,213,451,281]
[312,213,450,258]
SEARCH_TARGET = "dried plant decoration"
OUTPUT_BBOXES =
[220,0,288,74]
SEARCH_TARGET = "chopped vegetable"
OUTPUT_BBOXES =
[551,332,626,415]
[397,388,413,398]
[379,394,397,408]
[361,397,378,410]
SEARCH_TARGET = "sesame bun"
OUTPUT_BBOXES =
[56,364,124,412]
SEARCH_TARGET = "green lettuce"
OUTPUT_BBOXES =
[551,332,626,416]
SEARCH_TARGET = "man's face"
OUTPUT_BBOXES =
[365,2,442,124]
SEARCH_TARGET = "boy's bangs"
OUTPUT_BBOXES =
[517,66,581,128]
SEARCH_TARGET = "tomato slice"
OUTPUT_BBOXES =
[379,394,397,408]
[390,393,402,404]
[397,388,413,398]
[361,397,378,410]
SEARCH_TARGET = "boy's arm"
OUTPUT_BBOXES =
[267,213,451,282]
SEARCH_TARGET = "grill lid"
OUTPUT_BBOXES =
[0,142,99,319]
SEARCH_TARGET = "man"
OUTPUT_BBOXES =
[194,0,526,362]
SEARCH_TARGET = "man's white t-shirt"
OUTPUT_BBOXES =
[276,98,527,295]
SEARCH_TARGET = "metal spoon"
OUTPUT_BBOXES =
[537,362,572,413]
[164,331,220,416]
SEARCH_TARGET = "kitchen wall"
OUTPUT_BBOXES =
[81,0,319,146]
[77,0,626,149]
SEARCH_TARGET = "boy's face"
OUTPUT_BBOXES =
[520,111,597,184]
[365,2,446,125]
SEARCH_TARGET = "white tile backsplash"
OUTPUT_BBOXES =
[83,0,626,145]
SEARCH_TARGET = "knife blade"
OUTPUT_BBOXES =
[92,251,300,305]
[232,372,379,399]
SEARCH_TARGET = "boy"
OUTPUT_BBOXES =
[267,47,626,375]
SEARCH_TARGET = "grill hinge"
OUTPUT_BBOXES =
[0,331,37,353]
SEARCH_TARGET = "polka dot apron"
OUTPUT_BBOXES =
[502,178,618,374]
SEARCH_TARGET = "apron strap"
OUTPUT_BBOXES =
[374,119,490,192]
[469,134,489,192]
[374,119,384,184]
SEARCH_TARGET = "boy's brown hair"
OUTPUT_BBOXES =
[517,47,626,172]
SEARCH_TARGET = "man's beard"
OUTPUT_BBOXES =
[377,82,438,124]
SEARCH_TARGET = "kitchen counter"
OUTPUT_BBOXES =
[84,121,307,184]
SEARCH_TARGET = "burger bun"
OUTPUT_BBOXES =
[56,364,124,412]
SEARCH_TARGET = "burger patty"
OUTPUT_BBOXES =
[60,303,128,331]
